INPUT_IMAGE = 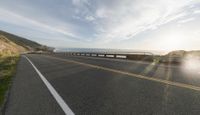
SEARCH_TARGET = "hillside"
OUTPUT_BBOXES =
[166,50,200,57]
[0,35,26,56]
[0,30,54,56]
[0,30,43,50]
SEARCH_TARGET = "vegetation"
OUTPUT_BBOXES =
[0,54,19,106]
[0,30,54,51]
[0,29,53,107]
[166,50,200,57]
[0,30,39,50]
[0,33,20,107]
[0,31,24,107]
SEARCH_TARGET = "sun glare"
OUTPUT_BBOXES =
[157,32,187,51]
[182,55,200,75]
[162,37,181,51]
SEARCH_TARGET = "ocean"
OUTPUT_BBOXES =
[54,48,167,55]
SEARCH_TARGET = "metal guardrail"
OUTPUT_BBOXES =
[51,52,183,64]
[51,51,155,62]
[33,51,183,65]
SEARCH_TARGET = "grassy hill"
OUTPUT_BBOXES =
[0,35,26,57]
[0,30,39,50]
[0,30,54,54]
[0,30,53,108]
[166,50,200,57]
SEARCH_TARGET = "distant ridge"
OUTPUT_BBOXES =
[167,50,200,57]
[0,30,44,50]
[0,30,54,56]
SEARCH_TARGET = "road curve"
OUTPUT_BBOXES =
[4,54,200,115]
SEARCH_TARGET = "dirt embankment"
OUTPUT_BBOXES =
[0,35,26,57]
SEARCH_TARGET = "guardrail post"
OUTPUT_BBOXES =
[68,51,155,62]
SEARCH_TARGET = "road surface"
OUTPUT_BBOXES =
[4,54,200,115]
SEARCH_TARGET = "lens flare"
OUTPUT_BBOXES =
[182,55,200,75]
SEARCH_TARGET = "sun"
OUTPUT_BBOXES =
[162,36,182,51]
[158,32,186,51]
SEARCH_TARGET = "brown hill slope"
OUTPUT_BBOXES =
[0,30,54,57]
[167,50,200,57]
[0,30,41,51]
[0,35,26,56]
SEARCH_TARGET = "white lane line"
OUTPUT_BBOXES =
[23,55,74,115]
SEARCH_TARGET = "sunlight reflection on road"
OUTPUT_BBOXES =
[182,55,200,75]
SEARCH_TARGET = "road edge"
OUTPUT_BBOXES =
[24,55,74,115]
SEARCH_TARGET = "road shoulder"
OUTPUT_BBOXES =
[4,56,65,115]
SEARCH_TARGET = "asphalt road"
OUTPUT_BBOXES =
[4,54,200,115]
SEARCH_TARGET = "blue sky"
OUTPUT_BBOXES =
[0,0,200,51]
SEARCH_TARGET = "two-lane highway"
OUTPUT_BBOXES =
[5,54,200,115]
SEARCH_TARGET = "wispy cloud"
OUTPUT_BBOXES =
[91,0,198,42]
[85,15,95,21]
[0,0,200,50]
[178,18,195,23]
[194,10,200,14]
[0,8,81,40]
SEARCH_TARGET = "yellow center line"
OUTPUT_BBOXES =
[42,55,200,91]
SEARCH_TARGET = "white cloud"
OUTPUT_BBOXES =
[92,0,199,42]
[72,0,89,6]
[95,8,110,18]
[85,15,95,21]
[0,0,200,50]
[194,10,200,14]
[0,8,80,40]
[178,18,195,23]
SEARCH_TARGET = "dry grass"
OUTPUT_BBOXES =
[0,54,19,106]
